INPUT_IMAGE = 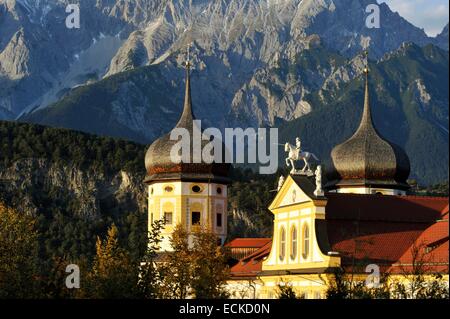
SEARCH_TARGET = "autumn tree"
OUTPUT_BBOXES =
[161,225,230,299]
[190,229,230,299]
[0,203,40,298]
[160,225,194,298]
[83,224,138,298]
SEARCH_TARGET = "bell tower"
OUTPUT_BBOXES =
[144,49,231,251]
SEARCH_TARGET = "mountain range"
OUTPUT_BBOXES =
[0,0,448,184]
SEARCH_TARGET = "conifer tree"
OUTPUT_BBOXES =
[137,219,165,298]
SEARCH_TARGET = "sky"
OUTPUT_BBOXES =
[378,0,449,36]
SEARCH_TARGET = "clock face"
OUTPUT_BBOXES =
[292,189,297,203]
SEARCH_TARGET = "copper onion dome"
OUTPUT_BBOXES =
[144,64,230,184]
[325,68,410,191]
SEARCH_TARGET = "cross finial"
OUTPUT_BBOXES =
[185,43,192,70]
[363,49,369,74]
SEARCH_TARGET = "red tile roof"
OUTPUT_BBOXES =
[390,218,449,273]
[324,194,449,273]
[225,238,272,248]
[229,240,272,278]
[325,193,448,223]
[229,194,449,278]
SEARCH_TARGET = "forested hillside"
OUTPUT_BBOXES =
[0,121,277,268]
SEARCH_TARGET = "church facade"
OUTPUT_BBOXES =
[144,61,449,298]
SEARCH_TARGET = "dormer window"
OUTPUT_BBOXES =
[302,224,310,259]
[279,227,286,262]
[290,226,298,260]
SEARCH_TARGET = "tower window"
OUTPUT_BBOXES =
[279,227,286,262]
[164,212,173,225]
[192,211,201,225]
[217,187,222,195]
[192,185,201,193]
[216,213,223,228]
[164,186,173,193]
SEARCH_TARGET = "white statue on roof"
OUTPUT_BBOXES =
[314,165,324,197]
[278,175,285,191]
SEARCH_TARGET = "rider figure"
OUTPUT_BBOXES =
[295,137,302,156]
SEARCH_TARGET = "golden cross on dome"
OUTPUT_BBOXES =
[363,49,369,74]
[185,43,192,70]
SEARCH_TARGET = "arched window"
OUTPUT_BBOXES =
[279,227,286,261]
[302,223,310,259]
[290,226,298,260]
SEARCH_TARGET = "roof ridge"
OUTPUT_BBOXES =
[327,193,449,200]
[401,195,449,200]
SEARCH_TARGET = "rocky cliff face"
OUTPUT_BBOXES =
[21,46,371,141]
[1,0,447,123]
[0,0,127,117]
[0,158,146,219]
[435,23,449,51]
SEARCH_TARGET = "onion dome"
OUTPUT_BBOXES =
[144,65,230,184]
[325,68,410,191]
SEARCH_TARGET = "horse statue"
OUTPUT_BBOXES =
[284,141,319,174]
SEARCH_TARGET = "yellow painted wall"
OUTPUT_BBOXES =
[148,181,228,251]
[262,176,339,272]
[228,273,450,299]
[329,187,406,195]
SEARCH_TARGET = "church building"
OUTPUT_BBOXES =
[225,68,449,298]
[144,63,230,251]
[144,58,448,298]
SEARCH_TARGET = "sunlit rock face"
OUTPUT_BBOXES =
[1,0,444,123]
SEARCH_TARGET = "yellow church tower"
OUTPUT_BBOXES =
[143,60,231,251]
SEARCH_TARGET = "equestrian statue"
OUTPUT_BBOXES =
[284,137,319,175]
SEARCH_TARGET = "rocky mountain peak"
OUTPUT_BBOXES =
[0,0,448,124]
